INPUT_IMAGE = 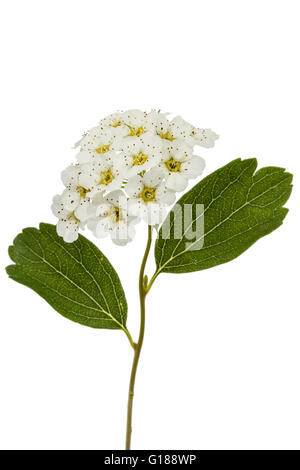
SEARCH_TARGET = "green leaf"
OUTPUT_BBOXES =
[6,223,128,331]
[155,158,293,274]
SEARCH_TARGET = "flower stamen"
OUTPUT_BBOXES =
[141,186,156,202]
[132,152,148,166]
[158,131,175,141]
[165,157,181,172]
[127,125,145,137]
[77,186,91,198]
[112,121,122,128]
[96,145,110,154]
[109,206,121,223]
[100,170,114,185]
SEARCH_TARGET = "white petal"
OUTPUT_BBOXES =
[165,173,188,192]
[128,199,146,218]
[110,220,132,246]
[94,219,110,238]
[145,202,167,225]
[192,128,219,148]
[61,165,80,188]
[56,219,79,243]
[99,112,123,127]
[157,163,169,177]
[128,215,140,227]
[150,113,170,134]
[171,116,194,135]
[105,175,125,192]
[165,141,191,161]
[63,229,79,243]
[92,191,105,205]
[56,220,67,237]
[61,189,80,211]
[78,166,97,189]
[51,195,71,219]
[111,236,129,246]
[121,109,148,129]
[111,217,139,245]
[126,176,143,198]
[74,200,90,222]
[95,202,111,217]
[104,190,127,209]
[143,167,164,187]
[76,150,92,163]
[182,156,205,178]
[156,182,177,204]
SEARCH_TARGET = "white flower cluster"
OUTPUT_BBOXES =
[52,110,218,245]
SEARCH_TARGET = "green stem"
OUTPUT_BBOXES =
[125,225,152,450]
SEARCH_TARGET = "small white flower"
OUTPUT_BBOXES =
[56,217,80,243]
[59,189,90,222]
[51,194,83,243]
[59,165,91,222]
[158,142,205,192]
[119,134,163,177]
[191,128,219,148]
[98,112,130,141]
[61,164,81,188]
[147,111,195,148]
[51,194,71,220]
[75,126,121,163]
[87,190,139,245]
[169,116,219,147]
[99,112,124,129]
[78,152,126,195]
[170,115,194,136]
[126,168,176,225]
[120,109,155,139]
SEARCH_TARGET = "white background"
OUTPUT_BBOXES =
[0,0,299,450]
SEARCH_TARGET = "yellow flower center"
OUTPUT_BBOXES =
[141,186,156,203]
[129,126,145,137]
[158,131,175,141]
[110,206,121,222]
[132,152,148,166]
[99,170,114,185]
[165,157,182,173]
[77,186,90,198]
[112,121,122,128]
[96,144,110,154]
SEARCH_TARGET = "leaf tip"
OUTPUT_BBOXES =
[8,245,16,263]
[5,264,15,278]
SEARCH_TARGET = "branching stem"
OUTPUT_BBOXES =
[145,270,160,294]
